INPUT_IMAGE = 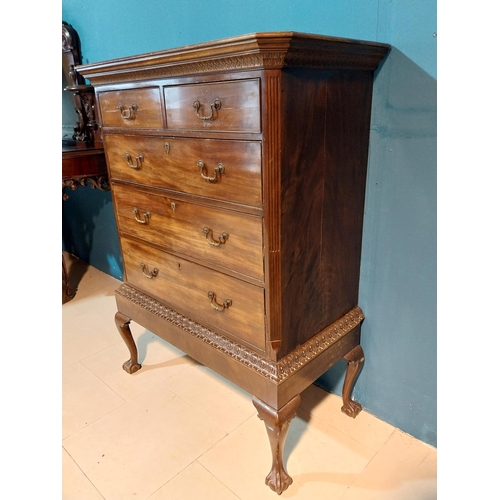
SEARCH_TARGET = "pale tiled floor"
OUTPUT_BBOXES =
[62,253,437,500]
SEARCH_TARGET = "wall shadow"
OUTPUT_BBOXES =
[318,47,437,447]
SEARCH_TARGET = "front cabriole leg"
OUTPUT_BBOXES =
[115,311,142,374]
[252,394,301,495]
[341,344,364,418]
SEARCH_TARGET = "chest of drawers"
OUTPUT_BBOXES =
[79,32,389,494]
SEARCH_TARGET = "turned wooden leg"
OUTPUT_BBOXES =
[115,311,142,374]
[252,394,301,495]
[341,344,364,418]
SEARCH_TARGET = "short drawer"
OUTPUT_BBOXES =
[121,237,266,351]
[98,87,163,128]
[113,183,264,280]
[164,79,260,132]
[105,135,262,208]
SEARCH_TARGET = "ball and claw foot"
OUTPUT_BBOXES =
[265,468,293,496]
[341,399,362,418]
[122,359,142,374]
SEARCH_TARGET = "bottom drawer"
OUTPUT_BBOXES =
[121,237,266,351]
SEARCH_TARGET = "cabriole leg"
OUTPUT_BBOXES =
[341,344,364,418]
[115,311,142,374]
[252,394,301,495]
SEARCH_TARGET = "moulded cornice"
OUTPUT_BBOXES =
[77,32,390,85]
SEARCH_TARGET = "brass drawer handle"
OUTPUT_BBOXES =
[197,160,224,183]
[125,152,143,170]
[207,291,232,312]
[132,207,151,224]
[192,98,221,121]
[140,262,158,279]
[203,227,228,247]
[116,103,138,120]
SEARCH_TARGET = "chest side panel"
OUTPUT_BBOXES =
[278,69,374,358]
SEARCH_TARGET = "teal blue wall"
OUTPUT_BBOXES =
[62,0,437,446]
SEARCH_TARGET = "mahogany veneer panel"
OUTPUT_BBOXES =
[278,69,374,356]
[113,183,264,280]
[164,79,261,132]
[121,236,266,351]
[99,87,163,128]
[104,135,262,207]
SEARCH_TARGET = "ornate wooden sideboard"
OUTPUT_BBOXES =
[62,22,109,303]
[78,32,389,494]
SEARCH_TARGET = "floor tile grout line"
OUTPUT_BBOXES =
[62,359,128,407]
[62,361,135,442]
[143,460,194,499]
[62,338,125,369]
[93,358,195,405]
[156,364,260,434]
[336,427,399,500]
[297,390,436,455]
[61,383,186,443]
[143,412,254,499]
[296,400,396,455]
[71,314,122,331]
[164,387,235,436]
[418,447,435,467]
[196,410,259,458]
[62,445,107,500]
[196,460,244,500]
[63,320,192,403]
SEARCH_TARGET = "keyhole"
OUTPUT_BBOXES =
[178,263,181,271]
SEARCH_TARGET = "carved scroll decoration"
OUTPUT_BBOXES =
[62,176,110,200]
[115,283,364,383]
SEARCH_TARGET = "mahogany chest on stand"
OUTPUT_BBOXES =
[78,32,389,494]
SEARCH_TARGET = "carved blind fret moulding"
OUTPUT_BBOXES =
[116,284,364,383]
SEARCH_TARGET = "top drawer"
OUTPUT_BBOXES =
[98,87,163,128]
[164,79,260,133]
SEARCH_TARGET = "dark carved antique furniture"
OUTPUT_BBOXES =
[62,21,110,303]
[78,32,389,494]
